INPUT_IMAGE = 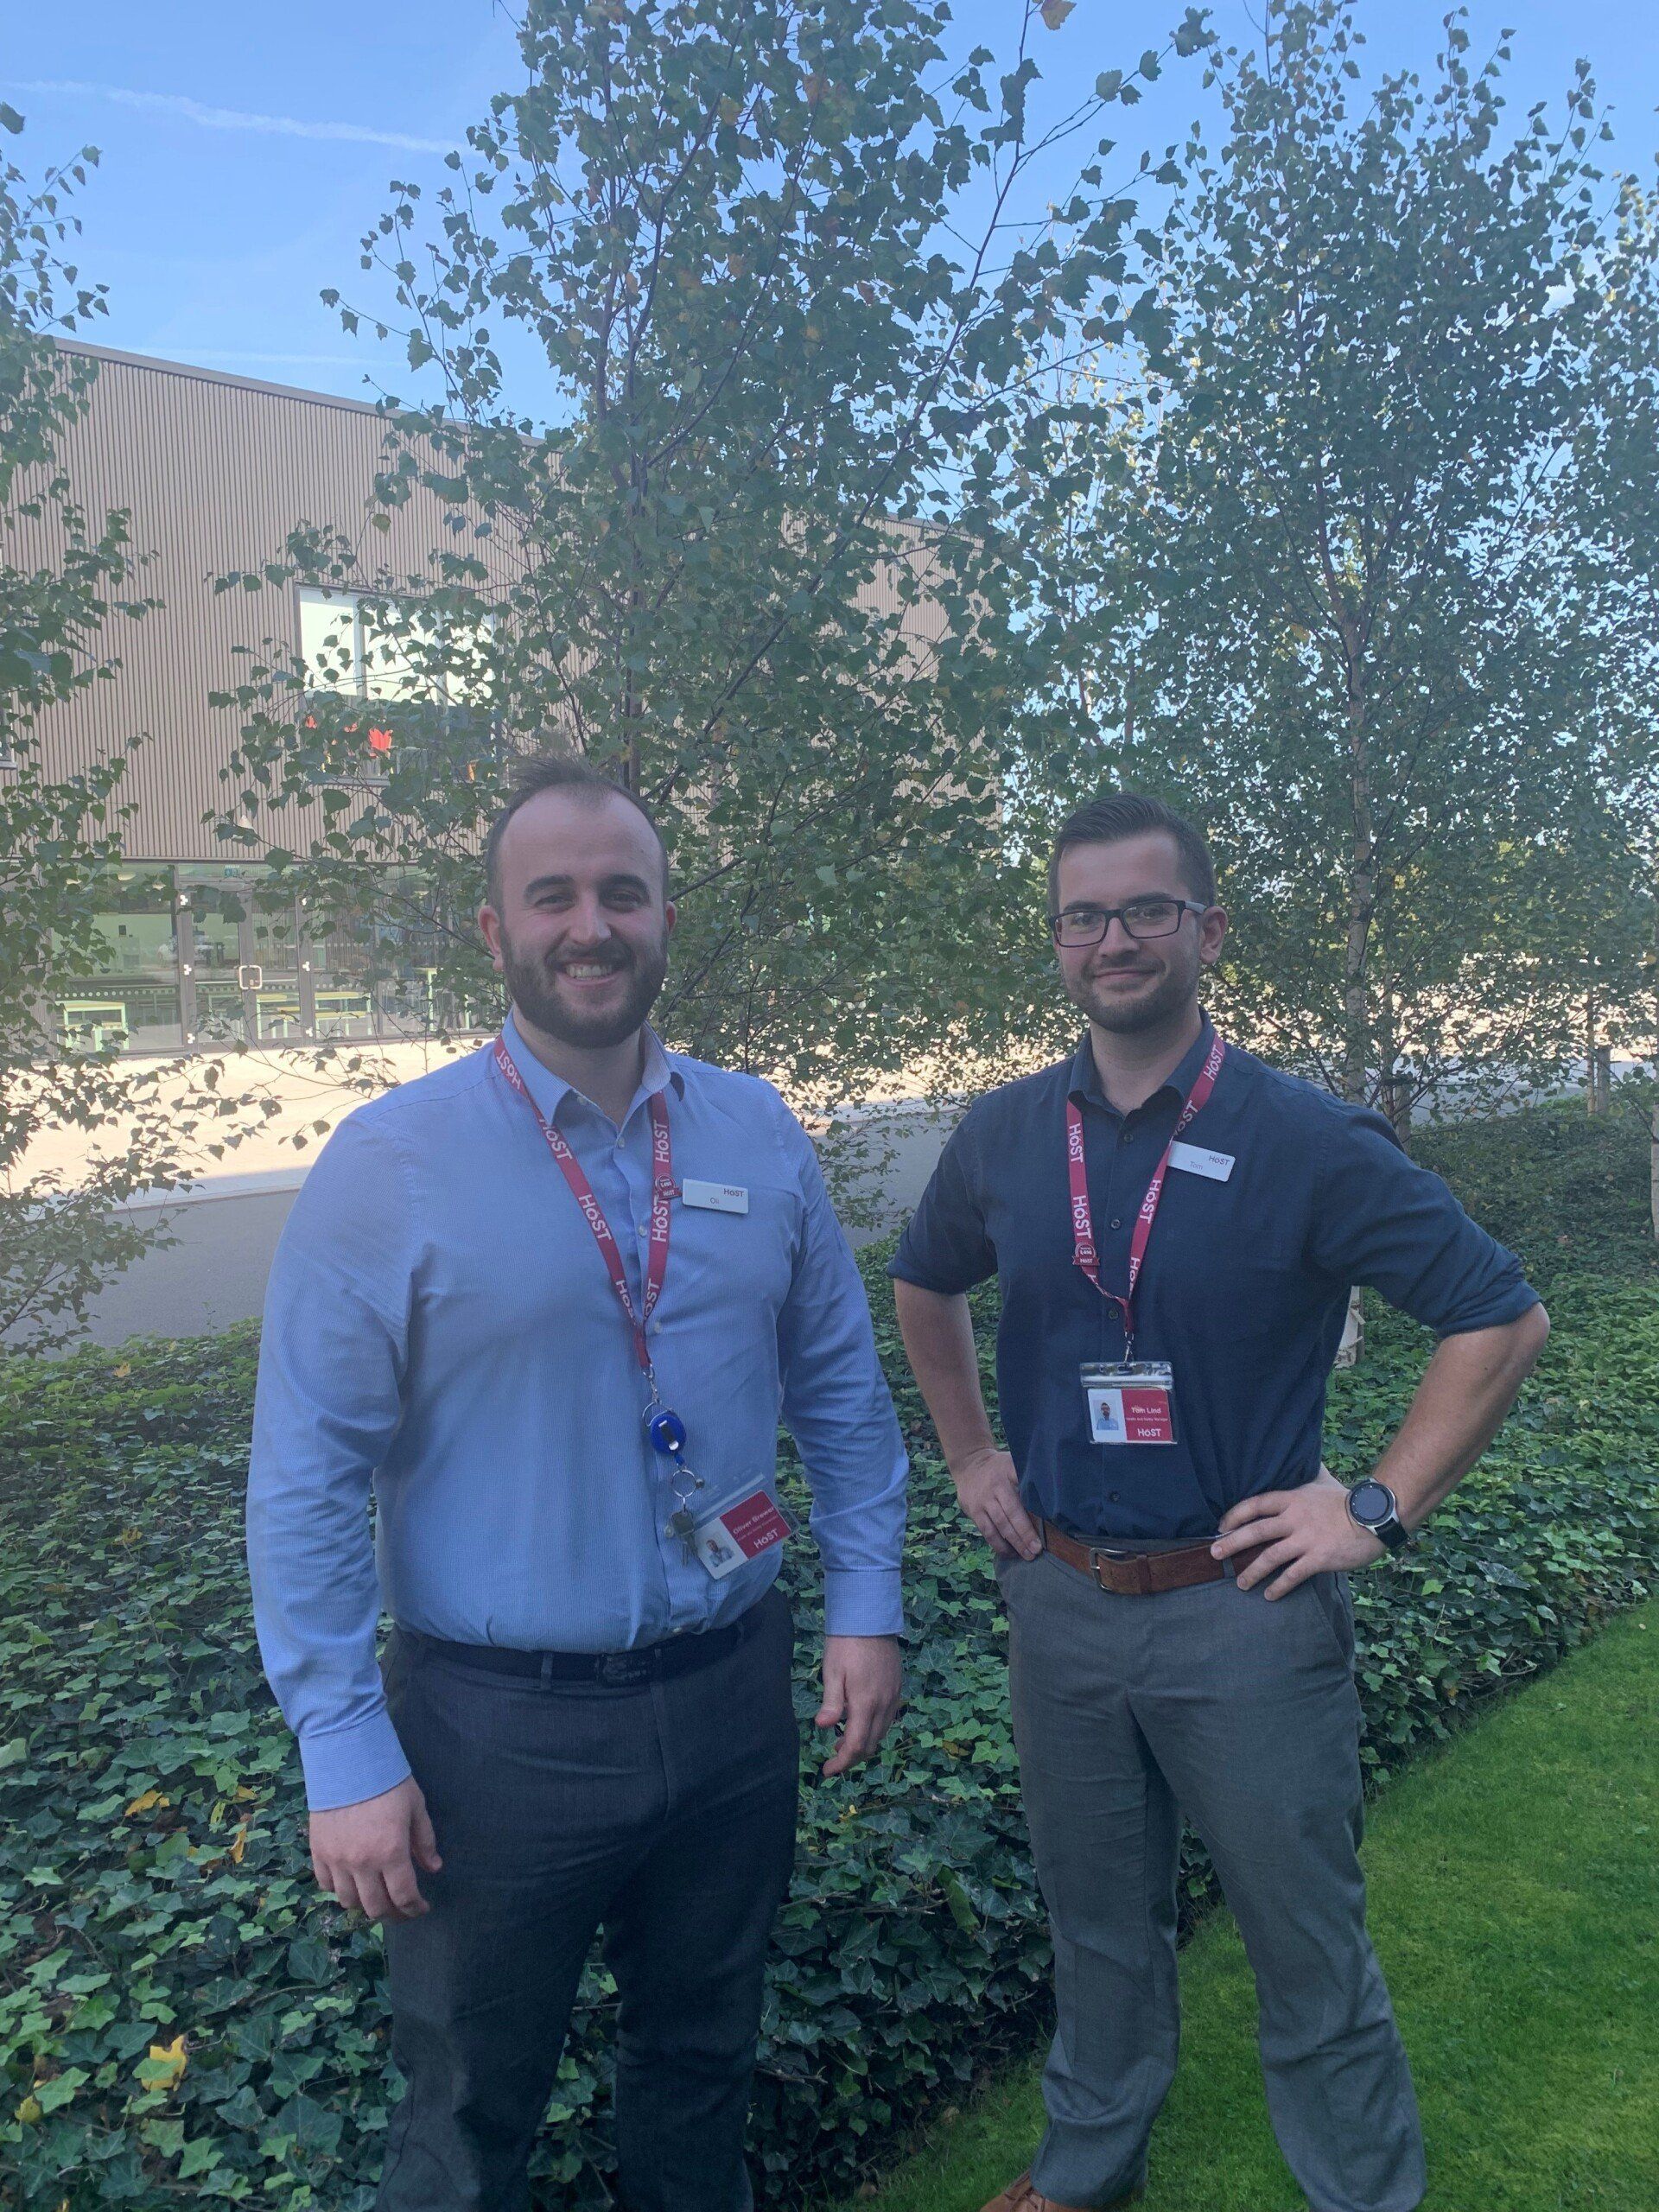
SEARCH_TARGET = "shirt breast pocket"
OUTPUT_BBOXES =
[672,1176,799,1317]
[1205,1228,1319,1344]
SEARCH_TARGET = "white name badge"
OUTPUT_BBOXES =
[681,1178,749,1215]
[1166,1141,1234,1182]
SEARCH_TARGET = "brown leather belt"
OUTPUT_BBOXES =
[1040,1518,1268,1596]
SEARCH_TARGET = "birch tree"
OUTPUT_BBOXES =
[1009,0,1659,1132]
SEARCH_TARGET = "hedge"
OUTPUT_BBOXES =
[1412,1084,1657,1293]
[2,1099,1656,2208]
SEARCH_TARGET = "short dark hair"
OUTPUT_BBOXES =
[484,747,669,906]
[1047,791,1217,911]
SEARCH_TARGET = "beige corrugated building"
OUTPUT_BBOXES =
[8,343,965,1345]
[20,339,951,1060]
[15,340,519,1054]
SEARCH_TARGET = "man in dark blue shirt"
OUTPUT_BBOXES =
[892,792,1548,2212]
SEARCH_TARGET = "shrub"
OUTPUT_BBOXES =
[2,1169,1656,2205]
[1413,1085,1656,1293]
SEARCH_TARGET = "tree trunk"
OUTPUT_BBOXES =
[1342,715,1376,1105]
[1376,988,1411,1148]
[1585,988,1601,1114]
[1319,476,1374,1106]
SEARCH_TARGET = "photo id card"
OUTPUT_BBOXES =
[1081,1360,1177,1446]
[690,1485,798,1579]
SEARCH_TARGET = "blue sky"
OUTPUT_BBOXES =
[6,0,1657,412]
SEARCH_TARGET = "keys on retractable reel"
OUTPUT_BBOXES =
[645,1403,706,1565]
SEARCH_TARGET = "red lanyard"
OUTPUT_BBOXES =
[1066,1031,1225,1353]
[494,1036,675,1377]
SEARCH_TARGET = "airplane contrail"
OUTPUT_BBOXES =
[8,78,453,156]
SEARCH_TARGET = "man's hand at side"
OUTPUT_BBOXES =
[816,1635,903,1777]
[1211,1465,1383,1598]
[892,1281,1040,1561]
[310,1774,442,1923]
[953,1445,1044,1561]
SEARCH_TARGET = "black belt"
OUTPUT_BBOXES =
[400,1601,760,1688]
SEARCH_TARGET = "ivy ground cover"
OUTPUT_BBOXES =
[2,1101,1656,2208]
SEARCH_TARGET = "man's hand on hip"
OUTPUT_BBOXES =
[1211,1465,1385,1598]
[952,1445,1044,1560]
[309,1774,442,1924]
[816,1636,903,1777]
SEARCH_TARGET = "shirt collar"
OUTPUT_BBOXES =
[1067,1009,1217,1119]
[500,1010,683,1129]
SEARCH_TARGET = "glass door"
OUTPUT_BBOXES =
[249,891,306,1044]
[57,867,184,1052]
[177,868,308,1043]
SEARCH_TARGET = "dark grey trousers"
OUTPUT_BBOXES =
[998,1551,1425,2212]
[375,1586,798,2212]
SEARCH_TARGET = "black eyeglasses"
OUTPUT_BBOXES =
[1049,896,1208,948]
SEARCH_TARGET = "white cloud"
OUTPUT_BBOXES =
[9,78,453,156]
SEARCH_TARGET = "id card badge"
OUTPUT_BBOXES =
[1081,1360,1178,1446]
[689,1484,798,1580]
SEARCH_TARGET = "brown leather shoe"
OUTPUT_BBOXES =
[978,2174,1146,2212]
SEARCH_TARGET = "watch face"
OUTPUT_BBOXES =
[1350,1478,1393,1528]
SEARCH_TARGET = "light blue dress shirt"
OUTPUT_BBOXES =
[246,1015,908,1810]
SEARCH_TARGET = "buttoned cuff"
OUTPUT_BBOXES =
[297,1706,412,1814]
[823,1566,904,1639]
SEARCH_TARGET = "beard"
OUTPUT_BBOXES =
[1065,944,1200,1036]
[498,923,670,1050]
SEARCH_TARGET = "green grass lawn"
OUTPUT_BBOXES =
[849,1604,1658,2212]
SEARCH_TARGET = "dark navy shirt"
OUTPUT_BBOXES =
[890,1015,1540,1543]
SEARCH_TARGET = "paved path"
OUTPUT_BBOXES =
[48,1097,962,1349]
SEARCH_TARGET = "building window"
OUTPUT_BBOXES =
[298,587,494,702]
[305,868,493,1041]
[55,866,184,1052]
[50,862,492,1054]
[297,587,497,787]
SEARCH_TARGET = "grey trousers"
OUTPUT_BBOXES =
[375,1586,798,2212]
[998,1550,1425,2212]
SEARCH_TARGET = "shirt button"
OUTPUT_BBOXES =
[1109,1217,1122,1230]
[1109,1491,1121,1503]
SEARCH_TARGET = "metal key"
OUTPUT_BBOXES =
[665,1458,707,1565]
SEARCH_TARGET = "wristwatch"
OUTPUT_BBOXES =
[1346,1477,1411,1554]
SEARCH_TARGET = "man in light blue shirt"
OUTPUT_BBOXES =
[247,748,907,2212]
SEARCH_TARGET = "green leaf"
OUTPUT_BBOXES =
[938,1866,981,1935]
[178,2135,224,2177]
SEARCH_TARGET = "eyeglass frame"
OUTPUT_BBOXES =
[1047,896,1211,949]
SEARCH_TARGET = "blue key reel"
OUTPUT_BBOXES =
[645,1398,706,1560]
[645,1405,688,1459]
